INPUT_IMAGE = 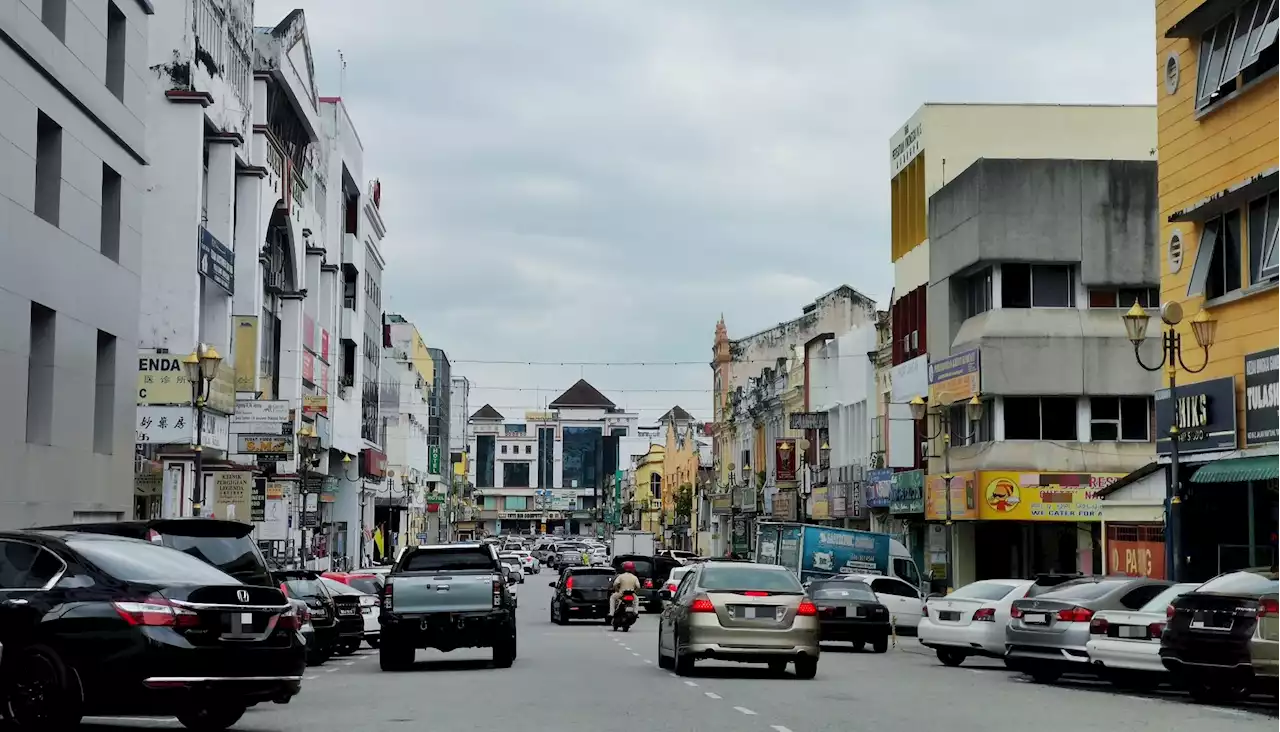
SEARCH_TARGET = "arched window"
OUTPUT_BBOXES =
[650,473,662,500]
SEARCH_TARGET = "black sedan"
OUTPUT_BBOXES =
[274,570,341,665]
[805,579,891,652]
[0,530,304,730]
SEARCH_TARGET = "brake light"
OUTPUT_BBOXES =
[113,596,199,628]
[973,607,996,622]
[1010,606,1024,619]
[622,594,635,602]
[145,529,162,544]
[665,583,677,593]
[644,579,653,589]
[743,591,769,597]
[1166,604,1175,620]
[278,606,302,631]
[492,578,503,607]
[1057,606,1093,623]
[690,597,715,613]
[279,583,290,597]
[383,583,394,612]
[797,600,818,617]
[565,576,574,591]
[1259,598,1279,618]
[1148,622,1164,639]
[1089,617,1109,635]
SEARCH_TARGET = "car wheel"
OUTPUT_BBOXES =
[493,629,517,668]
[553,602,568,625]
[768,659,789,676]
[872,636,889,654]
[1188,678,1248,704]
[936,649,966,667]
[175,703,247,731]
[379,643,415,672]
[793,656,818,680]
[366,637,380,649]
[3,644,82,730]
[674,631,696,676]
[1027,667,1061,684]
[850,641,865,652]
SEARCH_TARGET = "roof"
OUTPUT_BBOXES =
[548,379,616,409]
[659,405,695,423]
[469,404,504,421]
[1096,462,1161,498]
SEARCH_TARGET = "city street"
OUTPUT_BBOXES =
[71,575,1275,732]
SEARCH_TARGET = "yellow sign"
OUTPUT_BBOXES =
[975,471,1125,522]
[233,316,259,392]
[809,486,830,520]
[238,436,294,454]
[525,410,556,422]
[302,395,329,417]
[925,472,979,520]
[211,471,253,521]
[265,481,288,500]
[137,352,235,414]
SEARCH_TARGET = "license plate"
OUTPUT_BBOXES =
[851,607,864,618]
[1190,611,1232,630]
[735,606,777,619]
[1117,625,1147,638]
[1023,613,1050,625]
[939,611,960,621]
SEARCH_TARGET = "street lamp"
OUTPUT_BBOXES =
[1122,300,1216,582]
[909,393,985,591]
[182,344,222,516]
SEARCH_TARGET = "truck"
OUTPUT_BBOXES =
[378,543,517,671]
[610,530,656,557]
[754,522,926,591]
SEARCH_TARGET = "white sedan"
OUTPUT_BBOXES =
[917,578,1036,666]
[1087,582,1199,683]
[514,550,541,574]
[821,574,926,631]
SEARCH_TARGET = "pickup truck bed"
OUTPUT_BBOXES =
[379,544,517,671]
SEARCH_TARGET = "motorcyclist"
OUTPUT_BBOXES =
[609,561,641,619]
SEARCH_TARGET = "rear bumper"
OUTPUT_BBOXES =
[1005,643,1092,668]
[918,618,1005,657]
[563,601,609,617]
[686,617,820,660]
[1087,638,1166,673]
[381,609,513,649]
[819,619,890,642]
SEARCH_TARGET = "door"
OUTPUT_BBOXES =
[660,565,699,653]
[871,577,924,629]
[0,539,68,660]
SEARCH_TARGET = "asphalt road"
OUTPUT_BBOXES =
[78,572,1276,731]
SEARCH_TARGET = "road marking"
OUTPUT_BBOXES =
[622,646,632,650]
[969,669,983,674]
[683,680,698,687]
[631,652,640,657]
[304,675,318,680]
[704,692,721,699]
[771,726,794,732]
[325,668,339,673]
[344,661,355,666]
[668,673,678,678]
[643,659,652,664]
[733,706,757,715]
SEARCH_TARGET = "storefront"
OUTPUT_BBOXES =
[1097,462,1166,578]
[889,469,926,576]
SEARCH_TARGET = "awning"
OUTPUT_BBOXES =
[1168,168,1277,223]
[1190,456,1280,484]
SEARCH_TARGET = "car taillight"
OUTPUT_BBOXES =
[1010,606,1024,619]
[1057,606,1093,623]
[1089,617,1108,635]
[279,583,290,597]
[145,529,163,544]
[301,606,312,622]
[1148,622,1164,639]
[113,596,199,628]
[383,583,394,612]
[690,597,715,613]
[973,607,996,622]
[278,607,301,631]
[492,578,503,607]
[665,583,677,593]
[565,576,574,591]
[1166,604,1176,620]
[644,579,653,589]
[797,601,818,617]
[1259,598,1279,618]
[743,591,769,597]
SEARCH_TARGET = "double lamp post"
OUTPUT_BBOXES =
[183,344,222,516]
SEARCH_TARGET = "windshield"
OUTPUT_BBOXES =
[347,577,381,595]
[283,578,325,599]
[809,582,877,601]
[1038,579,1130,601]
[616,559,655,577]
[1197,570,1280,596]
[1139,583,1199,613]
[949,581,1021,601]
[400,547,495,573]
[568,573,613,589]
[159,533,272,586]
[71,539,239,585]
[699,565,804,593]
[321,578,363,595]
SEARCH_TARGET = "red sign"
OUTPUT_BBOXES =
[1106,524,1166,579]
[363,448,387,478]
[319,364,329,395]
[302,314,316,352]
[775,439,798,482]
[301,352,315,384]
[321,329,330,363]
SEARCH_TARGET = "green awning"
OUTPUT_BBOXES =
[1190,456,1280,484]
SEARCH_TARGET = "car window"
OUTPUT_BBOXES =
[568,572,613,589]
[321,578,363,595]
[1037,579,1130,601]
[283,578,325,598]
[809,581,877,601]
[949,581,1021,602]
[71,539,238,585]
[1139,583,1199,613]
[159,532,272,586]
[1197,570,1280,596]
[698,565,803,593]
[399,547,495,573]
[871,577,917,598]
[893,557,923,588]
[616,558,655,577]
[1119,583,1168,609]
[347,577,381,595]
[0,540,64,589]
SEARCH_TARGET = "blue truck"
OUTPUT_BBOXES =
[754,522,926,591]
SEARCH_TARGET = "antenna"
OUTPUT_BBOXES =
[338,49,347,97]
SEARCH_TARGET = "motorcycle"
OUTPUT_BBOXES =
[612,592,638,632]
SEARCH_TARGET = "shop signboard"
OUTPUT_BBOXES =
[711,493,732,514]
[798,527,890,581]
[975,471,1123,521]
[1105,524,1166,579]
[232,316,258,392]
[775,438,798,482]
[198,226,234,295]
[809,486,830,520]
[777,525,802,570]
[238,435,294,457]
[1154,375,1237,454]
[210,471,253,521]
[250,478,267,522]
[789,412,829,430]
[428,445,442,475]
[925,472,979,521]
[865,468,893,509]
[889,470,924,514]
[928,349,980,405]
[1244,348,1278,446]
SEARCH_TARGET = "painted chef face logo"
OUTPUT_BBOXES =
[984,478,1020,513]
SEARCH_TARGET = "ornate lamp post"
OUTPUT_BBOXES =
[1121,300,1217,582]
[181,344,222,516]
[909,394,985,591]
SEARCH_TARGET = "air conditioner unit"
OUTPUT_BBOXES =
[902,335,911,353]
[910,330,919,350]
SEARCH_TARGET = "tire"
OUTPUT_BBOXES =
[379,643,415,672]
[176,703,247,731]
[768,659,789,676]
[1027,667,1061,684]
[366,636,380,649]
[936,649,966,667]
[647,603,663,614]
[872,636,889,654]
[850,641,865,652]
[2,644,82,730]
[674,632,696,677]
[794,655,818,680]
[1188,678,1248,704]
[306,648,328,666]
[552,602,568,625]
[493,628,517,669]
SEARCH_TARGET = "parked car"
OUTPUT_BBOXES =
[513,550,540,574]
[811,574,925,631]
[275,570,341,665]
[322,571,384,596]
[918,578,1036,665]
[321,577,380,651]
[1086,582,1200,687]
[1006,576,1171,683]
[0,530,304,730]
[658,561,820,679]
[1161,568,1279,702]
[806,578,891,652]
[550,566,617,624]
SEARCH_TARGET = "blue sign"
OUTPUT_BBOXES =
[778,526,802,572]
[865,468,893,509]
[928,348,980,384]
[799,526,889,582]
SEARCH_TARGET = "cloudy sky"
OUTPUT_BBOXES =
[255,0,1156,443]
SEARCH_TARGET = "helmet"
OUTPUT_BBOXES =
[622,561,636,573]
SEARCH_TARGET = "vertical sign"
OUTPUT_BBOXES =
[232,316,259,392]
[1245,348,1278,446]
[775,439,798,482]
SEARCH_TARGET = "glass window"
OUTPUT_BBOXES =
[503,463,530,488]
[1090,397,1151,442]
[283,578,325,598]
[871,577,918,598]
[1031,265,1073,307]
[347,577,381,594]
[567,571,613,589]
[399,547,494,573]
[70,539,236,585]
[1249,191,1279,284]
[698,565,803,593]
[1037,578,1130,601]
[561,426,602,490]
[949,581,1020,601]
[1119,584,1168,609]
[1005,397,1078,440]
[809,582,878,601]
[1198,569,1280,595]
[1206,210,1244,299]
[1139,583,1200,613]
[893,557,924,588]
[964,267,993,318]
[0,540,64,589]
[159,532,272,586]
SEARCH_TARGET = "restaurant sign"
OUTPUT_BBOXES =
[1244,348,1278,446]
[1154,375,1237,454]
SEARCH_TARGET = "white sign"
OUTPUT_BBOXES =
[890,355,929,402]
[258,499,289,540]
[232,400,290,424]
[136,406,195,445]
[200,412,229,452]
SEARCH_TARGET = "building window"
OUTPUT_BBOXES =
[650,472,662,500]
[1195,0,1279,112]
[963,267,993,318]
[42,0,67,42]
[106,2,126,100]
[1003,396,1078,441]
[947,400,993,445]
[525,445,532,455]
[1090,397,1151,442]
[94,330,116,454]
[501,444,508,454]
[504,463,530,488]
[1088,287,1159,308]
[35,112,62,227]
[1002,264,1075,308]
[1248,190,1280,284]
[100,164,122,262]
[1193,211,1244,300]
[27,303,56,446]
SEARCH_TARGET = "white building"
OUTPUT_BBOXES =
[379,315,430,550]
[0,0,152,527]
[809,324,878,528]
[449,374,471,472]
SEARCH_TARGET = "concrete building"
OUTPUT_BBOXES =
[1135,0,1278,581]
[0,0,152,526]
[922,157,1163,587]
[379,314,430,553]
[449,374,471,466]
[808,324,878,531]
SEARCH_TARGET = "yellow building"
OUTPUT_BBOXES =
[631,444,665,535]
[1152,0,1278,580]
[662,420,701,550]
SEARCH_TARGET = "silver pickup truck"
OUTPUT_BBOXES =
[378,543,517,671]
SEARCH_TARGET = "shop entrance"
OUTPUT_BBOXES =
[1182,477,1278,581]
[973,522,1101,579]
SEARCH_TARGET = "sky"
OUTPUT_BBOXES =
[253,0,1157,452]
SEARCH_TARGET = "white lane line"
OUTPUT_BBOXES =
[631,652,641,657]
[683,680,698,687]
[771,726,794,732]
[704,692,721,700]
[343,661,355,666]
[325,668,339,673]
[643,659,652,664]
[668,673,678,678]
[969,669,983,674]
[733,706,757,715]
[304,675,318,680]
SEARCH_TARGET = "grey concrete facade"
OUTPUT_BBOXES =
[0,0,152,527]
[926,159,1164,474]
